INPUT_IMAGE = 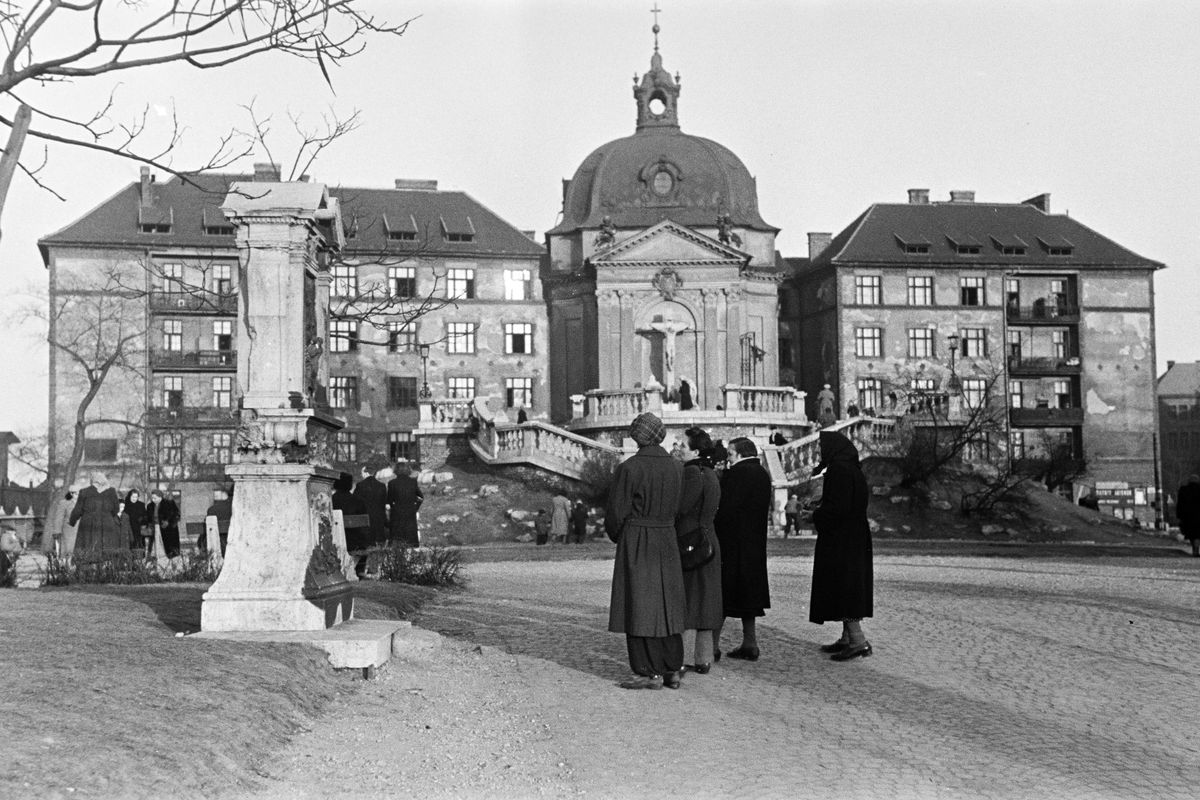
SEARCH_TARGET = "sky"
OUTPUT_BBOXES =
[2,0,1197,478]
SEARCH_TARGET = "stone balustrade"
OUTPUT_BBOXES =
[570,384,807,428]
[471,420,623,480]
[418,397,478,430]
[722,384,806,418]
[772,417,897,483]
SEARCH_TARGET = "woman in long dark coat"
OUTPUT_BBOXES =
[607,412,687,690]
[386,461,423,547]
[124,490,147,552]
[810,430,874,661]
[332,472,370,576]
[148,490,182,558]
[69,472,123,556]
[675,426,722,674]
[1176,474,1200,557]
[713,437,772,660]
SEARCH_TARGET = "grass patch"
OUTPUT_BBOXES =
[1,580,438,799]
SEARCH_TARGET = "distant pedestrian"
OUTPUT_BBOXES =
[204,487,233,557]
[713,437,772,661]
[148,489,182,558]
[517,406,529,424]
[41,488,75,557]
[1177,474,1200,557]
[784,493,800,537]
[332,472,369,575]
[846,402,860,418]
[810,430,874,661]
[69,472,123,557]
[551,493,571,544]
[675,426,723,675]
[769,427,787,446]
[124,490,147,552]
[534,510,550,546]
[817,383,836,427]
[386,461,423,547]
[607,412,687,690]
[679,378,694,411]
[354,458,390,548]
[570,499,589,544]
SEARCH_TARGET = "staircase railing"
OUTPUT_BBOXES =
[770,417,897,484]
[469,420,624,481]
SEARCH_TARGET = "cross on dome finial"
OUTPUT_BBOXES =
[651,3,662,52]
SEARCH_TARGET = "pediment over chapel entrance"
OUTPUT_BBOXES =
[590,220,749,267]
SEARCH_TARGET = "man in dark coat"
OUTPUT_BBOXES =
[713,437,772,661]
[204,487,233,556]
[386,461,423,547]
[607,412,687,689]
[353,459,389,547]
[810,430,874,661]
[332,472,370,576]
[570,498,589,544]
[148,489,182,558]
[1176,474,1200,557]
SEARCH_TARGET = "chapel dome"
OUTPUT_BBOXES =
[548,44,775,236]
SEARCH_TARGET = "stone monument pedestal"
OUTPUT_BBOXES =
[201,462,354,632]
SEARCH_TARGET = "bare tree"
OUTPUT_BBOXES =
[0,0,413,227]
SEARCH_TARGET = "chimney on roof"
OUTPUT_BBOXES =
[949,190,976,203]
[394,179,438,191]
[808,232,833,259]
[907,188,930,205]
[253,162,281,182]
[1022,193,1051,213]
[139,166,153,205]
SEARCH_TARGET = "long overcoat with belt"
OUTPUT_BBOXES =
[606,444,686,637]
[809,431,873,623]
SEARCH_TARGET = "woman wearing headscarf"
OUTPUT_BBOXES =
[68,471,123,556]
[606,412,687,689]
[809,430,874,660]
[675,426,723,675]
[123,489,147,552]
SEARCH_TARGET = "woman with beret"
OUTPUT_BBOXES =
[606,412,687,689]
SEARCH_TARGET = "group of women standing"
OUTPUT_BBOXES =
[606,413,875,689]
[53,472,180,560]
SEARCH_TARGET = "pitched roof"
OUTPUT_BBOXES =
[1158,362,1200,397]
[811,200,1162,269]
[38,173,544,264]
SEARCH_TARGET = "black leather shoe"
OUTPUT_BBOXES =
[727,645,760,661]
[692,663,711,674]
[820,640,849,654]
[663,671,681,689]
[830,642,872,661]
[620,675,664,690]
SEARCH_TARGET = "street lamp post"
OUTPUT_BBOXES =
[418,343,432,399]
[946,332,962,394]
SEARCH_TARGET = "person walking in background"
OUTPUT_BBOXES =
[570,498,589,544]
[41,487,75,557]
[551,493,571,544]
[1176,474,1200,557]
[124,490,147,552]
[713,437,772,661]
[534,510,550,546]
[387,461,423,547]
[204,486,233,557]
[607,412,687,690]
[783,492,801,537]
[810,430,875,661]
[675,426,723,675]
[679,378,694,411]
[817,383,837,427]
[354,458,390,549]
[148,489,182,559]
[332,472,370,576]
[69,471,123,558]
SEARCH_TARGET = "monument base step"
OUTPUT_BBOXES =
[191,618,440,675]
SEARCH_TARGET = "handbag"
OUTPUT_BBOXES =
[677,526,714,571]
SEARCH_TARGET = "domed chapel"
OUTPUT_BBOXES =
[543,23,784,422]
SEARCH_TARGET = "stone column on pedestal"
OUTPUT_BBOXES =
[201,182,353,633]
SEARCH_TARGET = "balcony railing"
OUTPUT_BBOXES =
[150,290,237,314]
[1009,406,1084,426]
[1007,355,1081,375]
[151,349,237,369]
[145,405,238,427]
[1006,300,1079,322]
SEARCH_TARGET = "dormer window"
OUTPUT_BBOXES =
[201,206,233,236]
[203,224,234,235]
[383,212,419,244]
[141,223,172,234]
[138,204,174,234]
[388,231,416,241]
[947,233,982,255]
[991,234,1028,256]
[1037,234,1074,257]
[895,233,931,255]
[441,214,475,243]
